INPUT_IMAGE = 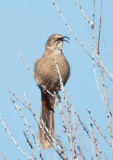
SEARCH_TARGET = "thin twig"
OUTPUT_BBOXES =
[54,58,76,160]
[51,0,113,84]
[101,63,113,82]
[40,118,69,160]
[90,123,99,160]
[0,152,6,160]
[51,0,98,65]
[97,55,113,151]
[96,54,113,151]
[93,0,95,25]
[7,87,29,109]
[73,138,85,160]
[10,88,68,160]
[93,54,104,102]
[55,135,67,158]
[56,96,78,159]
[23,91,69,160]
[97,0,102,54]
[88,0,113,150]
[0,117,33,160]
[14,43,34,77]
[106,86,113,97]
[101,32,113,59]
[23,130,36,160]
[90,123,104,160]
[72,107,85,160]
[75,111,95,143]
[87,109,111,147]
[10,98,43,160]
[76,0,94,29]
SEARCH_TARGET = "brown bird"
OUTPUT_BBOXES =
[34,34,70,149]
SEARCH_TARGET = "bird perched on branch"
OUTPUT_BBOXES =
[34,34,70,149]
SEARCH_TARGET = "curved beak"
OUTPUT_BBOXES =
[57,36,70,43]
[62,36,70,43]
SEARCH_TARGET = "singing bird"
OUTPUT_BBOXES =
[34,34,70,149]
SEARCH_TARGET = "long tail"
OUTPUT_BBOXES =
[38,91,55,149]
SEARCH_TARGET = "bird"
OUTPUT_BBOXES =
[34,34,70,149]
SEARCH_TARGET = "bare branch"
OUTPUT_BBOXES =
[90,123,104,160]
[93,0,95,25]
[75,110,95,143]
[76,0,94,29]
[97,56,113,150]
[51,0,113,85]
[87,109,111,147]
[51,0,98,65]
[10,88,69,160]
[102,63,113,82]
[54,58,77,160]
[0,117,33,160]
[0,152,6,160]
[23,130,36,160]
[10,98,43,160]
[14,43,34,77]
[23,91,68,160]
[7,87,29,109]
[72,108,85,159]
[101,32,113,59]
[97,0,102,54]
[92,54,104,102]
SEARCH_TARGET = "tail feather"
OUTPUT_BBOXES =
[38,91,55,149]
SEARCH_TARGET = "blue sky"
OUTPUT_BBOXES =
[0,0,113,159]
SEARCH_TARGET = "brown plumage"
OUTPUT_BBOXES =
[34,34,70,149]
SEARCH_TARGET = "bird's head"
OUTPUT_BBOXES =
[45,34,70,51]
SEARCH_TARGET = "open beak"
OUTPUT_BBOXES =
[62,36,70,43]
[57,36,70,43]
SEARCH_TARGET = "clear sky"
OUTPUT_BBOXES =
[0,0,113,159]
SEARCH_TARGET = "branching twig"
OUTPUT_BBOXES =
[87,109,111,147]
[75,111,95,143]
[51,0,98,65]
[23,92,69,160]
[54,58,76,160]
[10,98,43,160]
[51,0,113,84]
[9,88,69,160]
[88,0,113,151]
[0,117,33,160]
[98,58,113,150]
[90,123,104,160]
[7,87,29,109]
[24,130,36,160]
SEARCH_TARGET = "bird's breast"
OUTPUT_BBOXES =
[34,52,70,92]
